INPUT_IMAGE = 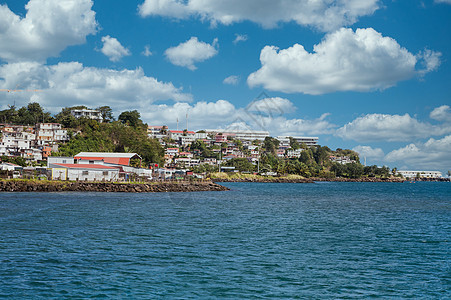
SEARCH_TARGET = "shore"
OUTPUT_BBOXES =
[210,172,409,183]
[0,179,229,193]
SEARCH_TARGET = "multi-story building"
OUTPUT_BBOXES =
[206,129,269,141]
[147,125,168,139]
[276,136,319,147]
[70,109,102,122]
[35,123,69,142]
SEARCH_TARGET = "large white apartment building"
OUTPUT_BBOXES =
[206,129,269,141]
[276,136,319,147]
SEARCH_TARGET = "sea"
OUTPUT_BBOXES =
[0,182,450,299]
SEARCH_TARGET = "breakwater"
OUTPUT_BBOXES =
[0,180,229,193]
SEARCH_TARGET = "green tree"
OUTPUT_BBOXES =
[97,106,114,122]
[118,110,143,128]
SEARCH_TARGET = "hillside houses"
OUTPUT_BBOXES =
[0,123,67,161]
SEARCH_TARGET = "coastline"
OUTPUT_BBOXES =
[0,179,229,193]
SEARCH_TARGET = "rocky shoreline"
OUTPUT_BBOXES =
[212,177,407,183]
[0,180,229,193]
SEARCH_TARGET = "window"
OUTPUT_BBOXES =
[103,171,108,175]
[89,160,94,164]
[82,171,89,175]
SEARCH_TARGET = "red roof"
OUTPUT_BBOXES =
[53,163,119,170]
[169,130,195,134]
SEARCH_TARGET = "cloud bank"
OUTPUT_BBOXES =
[138,0,380,31]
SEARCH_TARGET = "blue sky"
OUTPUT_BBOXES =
[0,0,450,173]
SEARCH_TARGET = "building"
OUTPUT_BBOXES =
[206,129,269,141]
[276,136,319,147]
[147,125,168,139]
[70,109,102,122]
[397,170,443,179]
[50,163,119,181]
[35,123,69,142]
[74,152,142,167]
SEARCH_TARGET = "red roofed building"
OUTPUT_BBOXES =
[74,152,142,167]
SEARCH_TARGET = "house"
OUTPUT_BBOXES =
[70,109,103,122]
[165,148,179,157]
[147,125,168,139]
[35,123,69,142]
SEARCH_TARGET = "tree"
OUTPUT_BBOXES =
[97,106,114,122]
[118,110,143,128]
[289,137,300,150]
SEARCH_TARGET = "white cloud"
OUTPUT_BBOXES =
[0,61,192,113]
[233,34,248,44]
[385,135,451,170]
[223,75,239,85]
[142,45,153,57]
[142,100,237,129]
[138,0,380,31]
[246,97,295,115]
[0,0,97,62]
[165,37,218,70]
[430,105,451,122]
[141,98,334,136]
[336,113,451,142]
[352,145,384,159]
[435,0,451,4]
[100,36,131,62]
[248,28,441,95]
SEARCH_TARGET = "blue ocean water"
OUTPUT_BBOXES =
[0,182,450,299]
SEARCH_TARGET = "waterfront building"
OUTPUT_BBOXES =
[74,152,142,167]
[397,170,443,179]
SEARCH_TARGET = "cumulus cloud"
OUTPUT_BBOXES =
[0,0,97,62]
[336,113,451,142]
[352,145,384,159]
[248,28,441,95]
[430,105,451,122]
[165,37,218,70]
[0,61,191,113]
[385,135,451,170]
[100,36,131,62]
[233,34,248,44]
[142,45,153,57]
[138,0,380,31]
[223,75,239,85]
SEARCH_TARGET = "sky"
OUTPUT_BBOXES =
[0,0,450,174]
